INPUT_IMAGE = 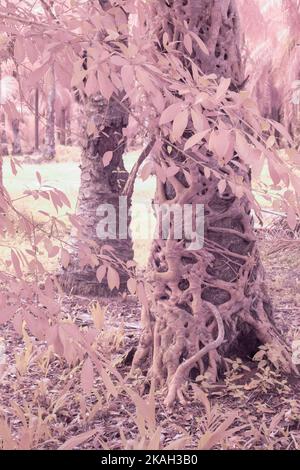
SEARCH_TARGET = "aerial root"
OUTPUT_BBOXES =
[164,302,224,408]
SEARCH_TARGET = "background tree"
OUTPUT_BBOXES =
[43,64,56,160]
[58,0,134,296]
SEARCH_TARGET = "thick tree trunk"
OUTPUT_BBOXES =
[11,119,22,155]
[43,66,56,160]
[59,0,133,296]
[58,93,133,296]
[132,0,296,406]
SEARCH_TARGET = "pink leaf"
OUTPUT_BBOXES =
[107,267,120,290]
[172,109,189,141]
[159,103,183,125]
[127,278,137,295]
[81,357,94,395]
[216,77,231,101]
[103,151,113,167]
[287,205,297,231]
[183,34,193,54]
[96,265,107,283]
[189,31,209,55]
[184,129,210,151]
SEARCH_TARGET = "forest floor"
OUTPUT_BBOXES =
[0,238,300,450]
[0,149,300,450]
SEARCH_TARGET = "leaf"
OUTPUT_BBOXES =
[268,159,281,185]
[61,249,70,269]
[166,163,179,177]
[184,129,210,151]
[103,151,113,167]
[101,368,118,397]
[14,38,25,63]
[191,109,210,132]
[96,265,107,283]
[218,179,227,195]
[85,72,99,96]
[266,135,276,149]
[183,34,193,54]
[127,277,137,295]
[172,109,189,141]
[89,300,106,330]
[287,205,297,231]
[81,357,94,394]
[58,428,99,450]
[270,119,293,145]
[140,161,153,181]
[209,129,234,163]
[189,31,209,55]
[107,266,120,290]
[121,64,135,94]
[154,163,166,183]
[11,250,22,277]
[216,77,231,101]
[159,103,183,125]
[97,70,114,100]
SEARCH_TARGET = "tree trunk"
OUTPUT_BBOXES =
[132,0,296,406]
[11,119,22,155]
[59,0,133,296]
[35,87,39,152]
[59,108,66,145]
[43,65,56,160]
[58,93,134,296]
[0,113,9,157]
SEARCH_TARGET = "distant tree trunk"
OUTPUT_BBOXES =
[66,113,72,145]
[43,65,56,160]
[11,119,22,155]
[35,87,39,152]
[59,108,66,145]
[58,93,133,296]
[132,0,295,406]
[0,114,9,157]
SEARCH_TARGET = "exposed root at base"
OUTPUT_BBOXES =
[164,302,224,408]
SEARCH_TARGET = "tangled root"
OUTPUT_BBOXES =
[164,302,224,408]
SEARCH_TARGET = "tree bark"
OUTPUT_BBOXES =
[43,65,56,160]
[132,0,296,406]
[58,93,134,296]
[59,108,66,145]
[58,0,133,296]
[11,119,22,155]
[0,113,9,157]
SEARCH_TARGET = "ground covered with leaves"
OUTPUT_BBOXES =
[0,234,300,450]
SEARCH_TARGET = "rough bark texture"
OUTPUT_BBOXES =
[132,0,296,406]
[58,93,133,296]
[43,66,56,160]
[11,119,22,155]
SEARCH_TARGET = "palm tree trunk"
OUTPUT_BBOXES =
[58,93,133,296]
[132,0,295,406]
